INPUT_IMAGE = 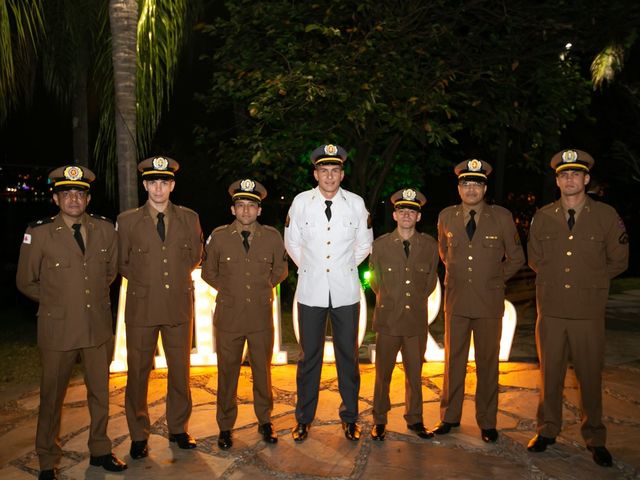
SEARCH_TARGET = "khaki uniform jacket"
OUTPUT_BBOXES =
[202,221,288,333]
[16,213,117,351]
[117,201,203,326]
[438,204,525,318]
[369,229,439,336]
[528,198,628,319]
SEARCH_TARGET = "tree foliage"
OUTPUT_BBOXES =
[196,0,607,211]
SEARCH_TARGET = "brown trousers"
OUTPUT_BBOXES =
[125,322,193,440]
[214,327,274,431]
[440,313,501,429]
[37,340,112,470]
[372,333,427,425]
[536,314,606,446]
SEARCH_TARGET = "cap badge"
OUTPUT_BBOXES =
[63,166,84,181]
[240,179,256,192]
[402,189,417,201]
[324,144,338,156]
[467,159,482,172]
[561,150,578,163]
[152,156,169,170]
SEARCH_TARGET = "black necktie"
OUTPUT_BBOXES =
[466,209,477,241]
[157,212,165,241]
[72,223,85,254]
[403,240,410,258]
[325,200,332,221]
[241,230,250,252]
[568,209,576,230]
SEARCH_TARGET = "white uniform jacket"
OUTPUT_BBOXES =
[285,186,373,307]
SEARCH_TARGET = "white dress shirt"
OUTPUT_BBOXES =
[285,186,373,307]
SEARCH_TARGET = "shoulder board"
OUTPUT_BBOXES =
[262,225,281,234]
[374,232,391,242]
[213,224,229,233]
[89,213,114,224]
[28,217,55,228]
[540,202,556,212]
[118,207,141,219]
[176,205,198,216]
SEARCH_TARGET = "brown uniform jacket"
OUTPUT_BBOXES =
[369,230,439,336]
[117,201,203,326]
[202,221,288,333]
[438,203,525,318]
[528,198,628,319]
[16,213,117,351]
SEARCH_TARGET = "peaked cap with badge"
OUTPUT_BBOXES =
[228,178,267,204]
[390,188,427,211]
[550,149,594,173]
[454,159,493,183]
[310,144,347,166]
[138,156,180,180]
[49,165,96,192]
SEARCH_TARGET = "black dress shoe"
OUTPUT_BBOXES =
[371,424,386,441]
[407,422,435,439]
[292,423,309,442]
[431,421,460,435]
[169,432,197,449]
[130,439,148,459]
[481,428,499,443]
[587,446,613,467]
[527,434,556,452]
[342,422,361,441]
[258,423,278,443]
[89,452,128,472]
[217,430,233,450]
[38,469,58,480]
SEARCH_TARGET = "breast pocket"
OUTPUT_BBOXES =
[301,219,318,237]
[539,232,558,257]
[581,232,605,255]
[342,216,357,239]
[131,246,150,266]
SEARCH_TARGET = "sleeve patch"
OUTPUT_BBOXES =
[206,234,212,245]
[619,232,629,245]
[367,213,372,229]
[285,215,290,228]
[23,233,32,244]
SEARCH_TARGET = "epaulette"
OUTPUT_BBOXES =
[213,224,229,233]
[177,205,198,216]
[28,217,55,228]
[263,225,282,234]
[118,207,141,219]
[89,213,114,224]
[375,232,391,241]
[540,202,556,212]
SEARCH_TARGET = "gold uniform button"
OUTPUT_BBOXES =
[468,279,473,283]
[568,235,574,240]
[162,246,166,251]
[83,262,87,267]
[85,289,90,294]
[86,304,91,308]
[566,251,572,256]
[564,284,571,289]
[245,272,251,276]
[164,272,169,276]
[405,292,411,297]
[387,268,393,271]
[246,298,251,303]
[468,244,473,249]
[84,276,89,281]
[565,267,570,272]
[246,285,251,290]
[165,284,170,289]
[404,305,411,309]
[226,257,231,261]
[405,267,409,271]
[163,258,168,263]
[468,256,473,260]
[55,262,60,267]
[468,267,473,272]
[405,280,411,284]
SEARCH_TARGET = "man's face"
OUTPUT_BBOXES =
[231,199,261,226]
[556,170,589,198]
[143,179,175,204]
[53,189,90,219]
[313,165,344,196]
[457,180,487,207]
[392,207,421,229]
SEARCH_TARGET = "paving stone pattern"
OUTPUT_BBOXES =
[1,291,639,479]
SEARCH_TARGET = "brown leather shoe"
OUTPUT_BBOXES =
[130,439,148,459]
[481,428,499,443]
[407,422,435,439]
[38,469,58,480]
[217,430,232,450]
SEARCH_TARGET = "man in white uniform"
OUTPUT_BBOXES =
[285,144,373,442]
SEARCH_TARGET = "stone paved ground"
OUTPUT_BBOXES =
[1,291,639,479]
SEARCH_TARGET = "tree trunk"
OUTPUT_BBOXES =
[71,66,89,167]
[109,0,139,211]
